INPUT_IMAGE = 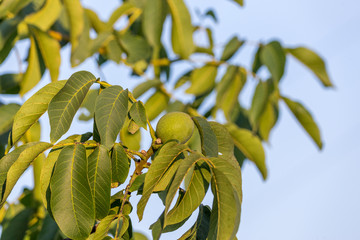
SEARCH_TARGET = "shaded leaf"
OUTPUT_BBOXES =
[249,80,272,127]
[168,0,195,59]
[287,47,333,87]
[0,209,33,240]
[95,86,128,148]
[50,144,94,239]
[37,214,60,240]
[282,96,322,149]
[117,32,152,64]
[0,74,21,94]
[260,41,286,82]
[220,36,244,61]
[209,122,234,159]
[88,145,112,219]
[79,89,99,121]
[120,118,141,151]
[129,101,147,129]
[132,79,162,98]
[192,117,218,157]
[48,71,96,143]
[0,104,20,144]
[137,142,188,220]
[226,123,267,179]
[179,205,211,240]
[252,45,263,73]
[111,144,130,185]
[71,12,91,67]
[186,65,217,96]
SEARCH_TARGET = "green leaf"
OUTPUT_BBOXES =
[12,81,66,146]
[186,65,217,96]
[178,204,211,240]
[252,45,263,73]
[20,35,42,96]
[260,41,286,82]
[192,117,218,157]
[0,17,20,50]
[50,144,95,239]
[220,36,244,61]
[137,142,188,220]
[79,89,99,121]
[37,214,60,240]
[208,157,242,240]
[132,79,162,98]
[107,2,137,28]
[129,101,147,130]
[165,157,210,226]
[0,209,33,240]
[30,26,60,82]
[71,12,91,67]
[87,212,117,240]
[259,100,279,141]
[204,9,217,23]
[226,123,267,179]
[286,47,333,87]
[144,91,169,121]
[134,232,149,240]
[142,0,167,48]
[88,145,112,219]
[209,122,234,159]
[0,104,20,141]
[216,66,246,117]
[0,74,21,94]
[48,71,96,143]
[111,144,130,186]
[168,0,195,59]
[0,142,52,206]
[25,0,62,31]
[40,140,74,210]
[282,96,322,149]
[63,0,84,61]
[249,80,271,127]
[153,160,180,192]
[95,86,128,148]
[120,119,141,151]
[117,32,152,64]
[231,0,244,7]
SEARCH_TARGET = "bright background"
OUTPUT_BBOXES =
[2,0,360,239]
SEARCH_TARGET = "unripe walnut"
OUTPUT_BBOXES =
[155,112,194,144]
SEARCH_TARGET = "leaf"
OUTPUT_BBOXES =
[252,45,263,73]
[0,142,52,206]
[0,74,21,94]
[107,2,137,28]
[208,157,242,240]
[260,41,286,82]
[50,144,95,239]
[20,35,42,96]
[63,0,84,61]
[0,104,20,141]
[79,89,99,121]
[12,81,66,146]
[231,0,244,7]
[120,119,141,151]
[25,0,62,31]
[40,140,74,210]
[132,79,162,98]
[153,160,180,192]
[48,71,96,143]
[88,145,112,219]
[179,205,211,240]
[287,47,333,87]
[0,209,33,240]
[87,212,117,240]
[134,232,149,240]
[142,0,167,48]
[117,32,152,64]
[249,80,271,127]
[0,17,20,50]
[37,214,60,240]
[226,123,267,179]
[220,36,244,61]
[137,142,188,220]
[165,158,211,226]
[186,65,217,96]
[168,0,195,59]
[204,9,217,23]
[209,122,234,159]
[111,144,130,185]
[144,91,169,121]
[30,26,61,82]
[129,101,147,130]
[192,117,218,157]
[95,86,128,148]
[282,97,322,149]
[71,12,90,67]
[259,100,279,141]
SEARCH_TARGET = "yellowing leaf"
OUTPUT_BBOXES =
[25,0,62,31]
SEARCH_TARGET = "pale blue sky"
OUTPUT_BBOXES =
[2,0,360,239]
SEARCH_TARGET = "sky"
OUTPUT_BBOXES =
[2,0,360,239]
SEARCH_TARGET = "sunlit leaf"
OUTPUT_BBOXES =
[287,47,333,87]
[120,118,141,151]
[129,101,147,130]
[282,96,322,149]
[50,144,95,239]
[48,71,96,143]
[30,26,61,82]
[186,65,217,96]
[132,79,162,98]
[25,0,62,31]
[144,90,169,121]
[137,142,188,220]
[259,100,279,141]
[226,123,267,179]
[168,0,195,59]
[88,145,111,219]
[95,86,128,148]
[249,80,272,127]
[260,41,286,82]
[87,212,117,240]
[71,12,90,67]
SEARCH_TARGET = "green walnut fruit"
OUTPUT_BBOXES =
[156,112,194,144]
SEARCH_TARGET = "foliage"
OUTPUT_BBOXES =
[0,0,332,239]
